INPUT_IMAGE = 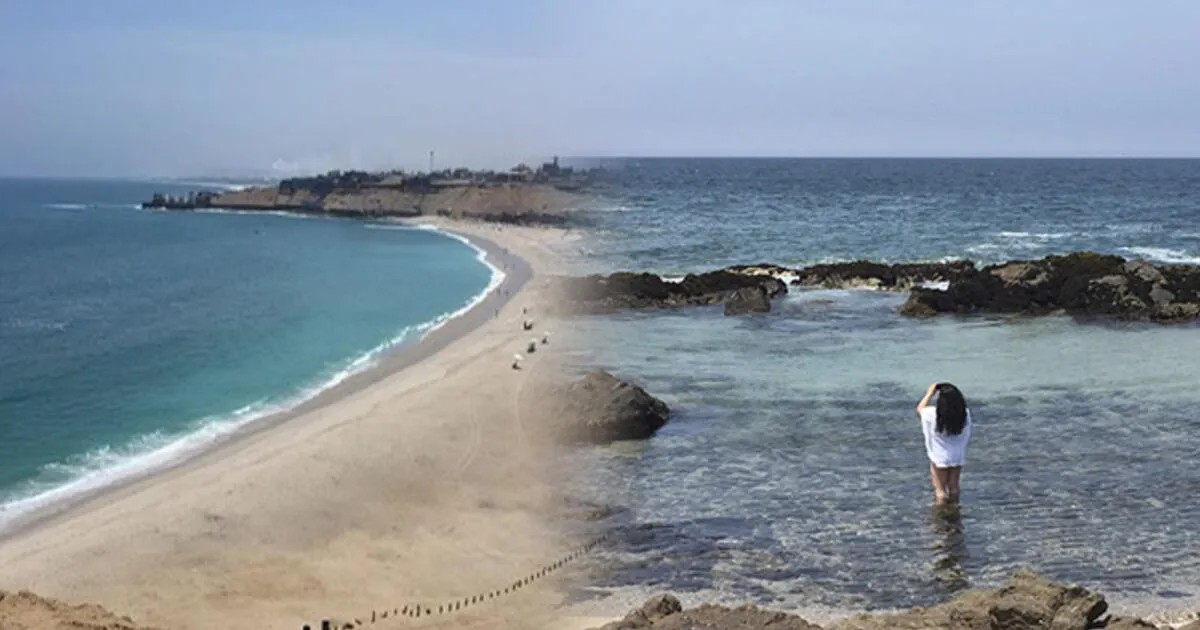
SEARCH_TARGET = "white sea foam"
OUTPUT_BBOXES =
[43,203,88,210]
[405,222,507,335]
[2,317,69,332]
[1121,247,1200,265]
[168,180,254,191]
[0,224,507,534]
[184,207,326,221]
[998,231,1073,240]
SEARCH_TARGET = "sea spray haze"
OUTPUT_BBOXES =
[0,178,494,527]
[557,158,1200,618]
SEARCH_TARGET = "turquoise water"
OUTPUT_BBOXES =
[559,159,1200,615]
[0,178,494,525]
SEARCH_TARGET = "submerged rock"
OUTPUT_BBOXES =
[541,370,670,444]
[724,285,772,316]
[590,570,1162,630]
[594,593,821,630]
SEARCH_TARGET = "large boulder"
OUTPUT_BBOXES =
[545,370,669,444]
[724,285,772,316]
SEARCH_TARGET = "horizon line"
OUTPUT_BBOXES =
[4,155,1200,180]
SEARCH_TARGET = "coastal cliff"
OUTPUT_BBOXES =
[144,161,594,225]
[192,183,584,224]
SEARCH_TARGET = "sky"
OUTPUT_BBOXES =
[1,0,1199,177]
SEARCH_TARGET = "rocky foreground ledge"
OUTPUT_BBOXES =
[552,253,1200,323]
[590,569,1196,630]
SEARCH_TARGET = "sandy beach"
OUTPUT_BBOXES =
[0,217,587,630]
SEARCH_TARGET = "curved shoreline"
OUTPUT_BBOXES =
[0,221,532,542]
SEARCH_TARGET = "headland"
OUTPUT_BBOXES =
[142,158,596,225]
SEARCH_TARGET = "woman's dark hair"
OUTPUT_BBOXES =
[934,383,968,435]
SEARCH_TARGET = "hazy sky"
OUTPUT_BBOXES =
[2,1,1199,176]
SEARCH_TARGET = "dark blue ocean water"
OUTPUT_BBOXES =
[0,178,493,525]
[560,159,1200,618]
[576,158,1200,274]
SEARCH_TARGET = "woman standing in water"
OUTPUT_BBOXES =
[916,382,972,504]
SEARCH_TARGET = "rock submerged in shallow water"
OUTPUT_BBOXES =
[589,570,1156,630]
[724,285,772,316]
[594,593,821,630]
[542,370,669,444]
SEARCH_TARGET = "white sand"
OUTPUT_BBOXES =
[0,218,588,630]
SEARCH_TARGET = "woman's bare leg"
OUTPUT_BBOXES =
[947,467,962,503]
[929,463,949,504]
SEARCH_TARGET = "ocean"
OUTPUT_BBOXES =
[560,159,1200,617]
[0,178,496,529]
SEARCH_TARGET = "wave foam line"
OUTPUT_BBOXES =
[1120,247,1200,265]
[170,207,329,221]
[406,223,507,338]
[0,225,507,533]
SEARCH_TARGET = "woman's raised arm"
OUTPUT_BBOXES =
[916,382,939,415]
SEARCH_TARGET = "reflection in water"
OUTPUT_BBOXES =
[558,300,1200,610]
[929,502,970,596]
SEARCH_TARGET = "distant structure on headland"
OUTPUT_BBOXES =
[144,157,595,211]
[139,157,599,224]
[272,156,591,195]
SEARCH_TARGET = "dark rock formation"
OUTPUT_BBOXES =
[899,253,1200,322]
[552,271,787,315]
[724,285,772,316]
[791,260,977,291]
[541,370,669,444]
[555,254,1200,323]
[590,570,1168,630]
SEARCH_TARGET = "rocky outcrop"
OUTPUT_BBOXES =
[552,271,787,315]
[591,570,1172,630]
[555,254,1200,322]
[900,253,1200,322]
[594,594,821,630]
[0,590,161,630]
[790,260,977,290]
[146,183,585,226]
[724,285,773,316]
[541,370,670,444]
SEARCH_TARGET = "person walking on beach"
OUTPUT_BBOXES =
[916,382,972,505]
